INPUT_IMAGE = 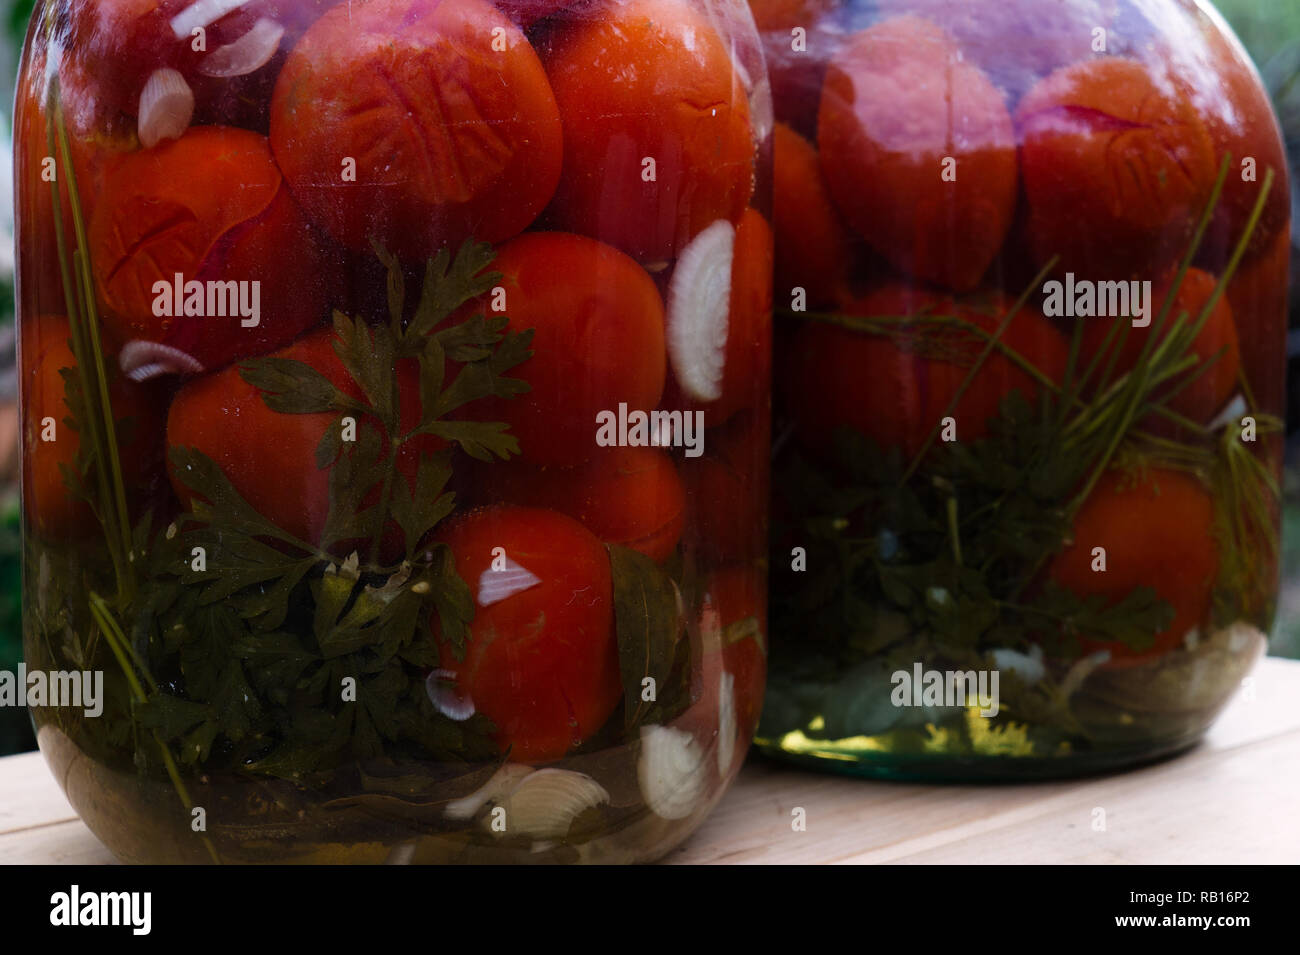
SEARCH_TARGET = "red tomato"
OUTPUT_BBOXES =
[783,285,1068,460]
[476,446,685,562]
[818,16,1017,292]
[1164,21,1290,269]
[1047,467,1217,667]
[537,0,755,263]
[89,126,330,372]
[679,410,770,565]
[677,565,767,767]
[875,0,1126,106]
[270,0,562,260]
[62,0,335,131]
[456,231,666,466]
[14,56,135,319]
[21,316,165,538]
[1016,57,1216,282]
[661,208,773,427]
[771,123,852,309]
[1079,267,1240,425]
[431,505,621,761]
[165,327,441,556]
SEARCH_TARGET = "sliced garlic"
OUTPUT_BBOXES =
[118,339,204,381]
[638,724,707,820]
[137,68,194,149]
[443,763,535,822]
[198,18,285,78]
[170,0,253,39]
[477,557,542,607]
[425,668,476,722]
[485,768,609,841]
[666,219,735,402]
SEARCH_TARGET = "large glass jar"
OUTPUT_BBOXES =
[16,0,771,862]
[754,0,1288,778]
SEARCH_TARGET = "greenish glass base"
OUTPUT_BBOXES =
[751,730,1203,783]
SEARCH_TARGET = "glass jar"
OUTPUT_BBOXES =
[16,0,771,862]
[754,0,1287,778]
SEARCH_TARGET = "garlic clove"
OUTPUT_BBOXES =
[118,339,205,381]
[443,763,535,822]
[666,219,735,402]
[197,18,285,78]
[638,724,707,820]
[138,68,194,149]
[485,768,609,841]
[169,0,253,39]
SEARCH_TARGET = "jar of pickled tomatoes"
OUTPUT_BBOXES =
[16,0,771,862]
[756,0,1288,778]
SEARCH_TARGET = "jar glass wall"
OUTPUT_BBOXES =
[17,0,771,862]
[755,0,1287,778]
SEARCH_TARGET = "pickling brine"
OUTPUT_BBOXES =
[755,0,1287,778]
[17,0,772,862]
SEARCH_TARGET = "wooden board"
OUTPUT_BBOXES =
[3,659,1299,865]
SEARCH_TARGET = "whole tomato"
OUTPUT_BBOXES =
[1016,57,1216,282]
[537,0,755,264]
[661,208,773,427]
[476,446,685,562]
[874,0,1126,106]
[782,285,1068,461]
[1079,267,1240,426]
[165,326,441,557]
[21,315,166,538]
[270,0,562,260]
[1163,18,1290,270]
[431,505,621,762]
[456,231,666,466]
[1047,467,1218,667]
[818,15,1017,293]
[14,55,136,319]
[89,126,331,374]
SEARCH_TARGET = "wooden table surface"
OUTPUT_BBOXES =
[3,658,1299,864]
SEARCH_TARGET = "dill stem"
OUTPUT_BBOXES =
[89,594,222,865]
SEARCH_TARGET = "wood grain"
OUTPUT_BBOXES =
[2,659,1298,865]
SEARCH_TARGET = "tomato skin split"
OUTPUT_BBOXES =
[817,16,1018,293]
[89,126,331,372]
[1015,57,1217,283]
[269,0,563,260]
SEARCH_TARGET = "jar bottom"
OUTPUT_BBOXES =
[751,729,1205,783]
[37,724,733,864]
